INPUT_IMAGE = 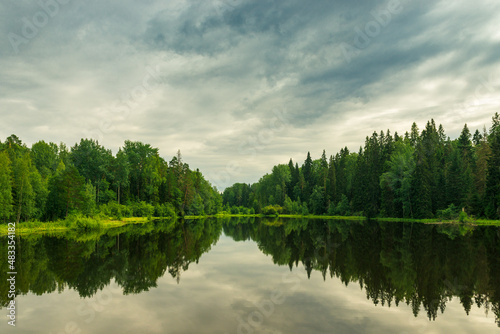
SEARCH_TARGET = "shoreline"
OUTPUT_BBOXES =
[2,214,499,236]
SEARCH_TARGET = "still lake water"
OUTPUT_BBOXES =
[1,218,500,333]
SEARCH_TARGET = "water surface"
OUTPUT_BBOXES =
[1,218,499,333]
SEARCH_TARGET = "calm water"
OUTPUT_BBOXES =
[1,218,499,333]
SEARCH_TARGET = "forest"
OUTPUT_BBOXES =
[2,112,500,225]
[0,136,222,223]
[223,113,500,220]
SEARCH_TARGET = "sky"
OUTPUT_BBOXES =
[1,0,500,190]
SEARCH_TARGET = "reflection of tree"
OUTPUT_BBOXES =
[0,218,222,304]
[224,218,500,325]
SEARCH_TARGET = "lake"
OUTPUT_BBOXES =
[1,218,499,333]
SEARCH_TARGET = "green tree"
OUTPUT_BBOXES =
[271,164,291,205]
[31,141,58,179]
[0,151,13,222]
[326,155,336,211]
[29,164,48,220]
[302,152,313,201]
[12,153,35,223]
[188,194,205,216]
[45,162,87,219]
[471,128,490,215]
[410,122,420,147]
[412,120,440,218]
[486,113,500,218]
[71,139,113,204]
[309,185,325,215]
[380,141,415,218]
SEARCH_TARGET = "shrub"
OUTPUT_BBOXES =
[99,201,133,220]
[154,203,177,218]
[437,204,459,220]
[334,195,351,216]
[131,201,155,218]
[66,214,102,231]
[301,203,309,216]
[262,205,282,216]
[459,211,469,223]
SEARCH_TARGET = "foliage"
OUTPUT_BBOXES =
[458,211,469,223]
[66,214,103,231]
[0,151,13,223]
[100,201,133,219]
[262,205,282,216]
[437,204,459,220]
[0,136,222,222]
[223,113,500,220]
[131,201,155,218]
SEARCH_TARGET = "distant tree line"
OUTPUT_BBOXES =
[223,113,500,219]
[0,136,222,223]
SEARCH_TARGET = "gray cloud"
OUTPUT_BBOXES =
[1,0,500,189]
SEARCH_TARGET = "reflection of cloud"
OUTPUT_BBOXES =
[10,235,499,334]
[1,0,500,189]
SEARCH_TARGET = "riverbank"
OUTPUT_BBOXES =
[2,213,499,236]
[0,216,152,236]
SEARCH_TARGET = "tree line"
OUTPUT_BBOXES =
[0,136,222,223]
[223,113,500,219]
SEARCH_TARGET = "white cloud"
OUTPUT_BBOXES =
[1,0,499,189]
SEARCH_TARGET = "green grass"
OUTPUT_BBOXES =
[0,216,152,236]
[3,213,500,237]
[182,213,500,225]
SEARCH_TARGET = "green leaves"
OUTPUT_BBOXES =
[0,151,13,222]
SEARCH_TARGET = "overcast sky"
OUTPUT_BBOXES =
[1,0,499,189]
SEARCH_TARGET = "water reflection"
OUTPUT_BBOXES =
[0,219,222,303]
[1,217,499,328]
[223,217,500,326]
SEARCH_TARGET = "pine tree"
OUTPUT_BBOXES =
[410,122,420,147]
[473,129,483,146]
[485,113,500,218]
[326,155,336,210]
[471,127,491,215]
[412,121,439,218]
[302,152,313,202]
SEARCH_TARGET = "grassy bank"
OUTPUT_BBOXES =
[2,213,500,236]
[215,213,500,226]
[0,216,152,236]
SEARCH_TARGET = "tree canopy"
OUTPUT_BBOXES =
[223,113,500,219]
[0,137,222,222]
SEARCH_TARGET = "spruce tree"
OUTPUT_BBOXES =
[486,113,500,218]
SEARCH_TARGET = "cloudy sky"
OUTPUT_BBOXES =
[1,0,499,189]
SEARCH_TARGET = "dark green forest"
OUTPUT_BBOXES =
[223,113,500,220]
[2,113,500,224]
[0,136,222,223]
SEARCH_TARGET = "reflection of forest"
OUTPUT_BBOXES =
[0,219,222,305]
[1,218,499,326]
[223,217,500,326]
